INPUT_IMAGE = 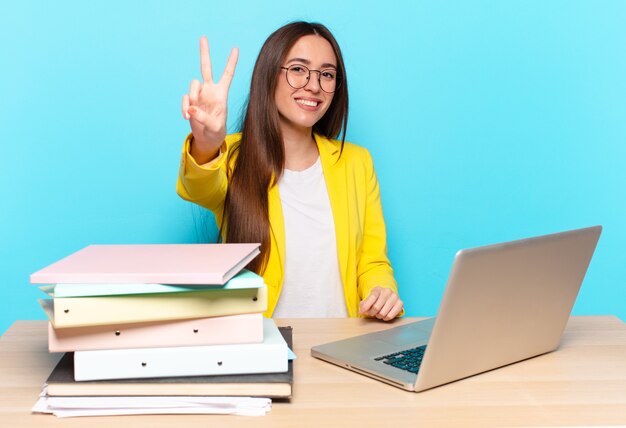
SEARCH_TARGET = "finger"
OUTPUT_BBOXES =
[182,94,190,120]
[383,300,404,321]
[375,294,398,320]
[219,47,239,89]
[189,79,202,105]
[367,291,388,317]
[199,36,213,83]
[187,105,209,126]
[359,289,379,314]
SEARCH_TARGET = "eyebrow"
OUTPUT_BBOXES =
[285,57,337,69]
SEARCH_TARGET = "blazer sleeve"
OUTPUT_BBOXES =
[176,133,230,215]
[356,150,400,301]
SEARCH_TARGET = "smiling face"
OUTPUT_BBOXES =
[274,35,337,136]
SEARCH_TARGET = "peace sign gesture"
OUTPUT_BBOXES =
[182,36,239,164]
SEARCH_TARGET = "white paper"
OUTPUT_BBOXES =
[32,392,271,418]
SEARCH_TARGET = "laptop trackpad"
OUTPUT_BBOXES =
[381,319,434,346]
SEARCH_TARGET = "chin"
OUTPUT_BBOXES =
[283,114,324,131]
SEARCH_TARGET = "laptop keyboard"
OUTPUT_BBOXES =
[374,345,427,374]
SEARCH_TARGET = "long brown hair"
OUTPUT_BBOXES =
[222,21,349,274]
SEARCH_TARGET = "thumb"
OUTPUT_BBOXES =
[359,288,380,314]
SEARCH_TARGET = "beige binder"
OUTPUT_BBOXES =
[40,286,267,328]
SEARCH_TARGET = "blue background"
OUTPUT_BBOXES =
[1,1,624,334]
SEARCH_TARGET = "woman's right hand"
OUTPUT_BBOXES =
[182,36,239,164]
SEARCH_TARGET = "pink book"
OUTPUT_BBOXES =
[48,313,264,352]
[30,244,260,285]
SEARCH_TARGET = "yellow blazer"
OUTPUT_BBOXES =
[176,133,399,317]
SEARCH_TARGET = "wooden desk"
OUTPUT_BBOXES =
[1,316,625,427]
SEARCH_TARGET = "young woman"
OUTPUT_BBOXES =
[177,22,403,320]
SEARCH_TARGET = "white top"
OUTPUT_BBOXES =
[273,157,348,318]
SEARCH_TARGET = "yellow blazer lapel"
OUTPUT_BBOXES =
[264,181,286,315]
[268,183,285,268]
[316,135,350,285]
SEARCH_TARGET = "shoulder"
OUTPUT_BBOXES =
[225,133,243,150]
[341,141,373,163]
[316,134,374,167]
[222,133,243,167]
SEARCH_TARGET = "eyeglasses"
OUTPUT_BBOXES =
[280,64,339,93]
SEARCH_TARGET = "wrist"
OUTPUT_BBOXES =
[190,136,221,164]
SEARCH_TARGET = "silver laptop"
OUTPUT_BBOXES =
[311,225,602,392]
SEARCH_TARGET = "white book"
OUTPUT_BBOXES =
[73,318,288,381]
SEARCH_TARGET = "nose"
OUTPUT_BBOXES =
[304,70,322,92]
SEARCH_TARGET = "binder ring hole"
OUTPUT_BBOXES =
[193,329,199,333]
[63,309,69,313]
[217,361,223,366]
[115,331,121,336]
[253,297,258,302]
[141,362,147,367]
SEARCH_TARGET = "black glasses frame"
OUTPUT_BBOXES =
[280,65,339,93]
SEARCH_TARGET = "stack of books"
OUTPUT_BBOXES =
[30,244,293,411]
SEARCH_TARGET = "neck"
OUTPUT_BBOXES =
[280,123,319,171]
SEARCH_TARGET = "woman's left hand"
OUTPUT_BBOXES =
[359,287,404,321]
